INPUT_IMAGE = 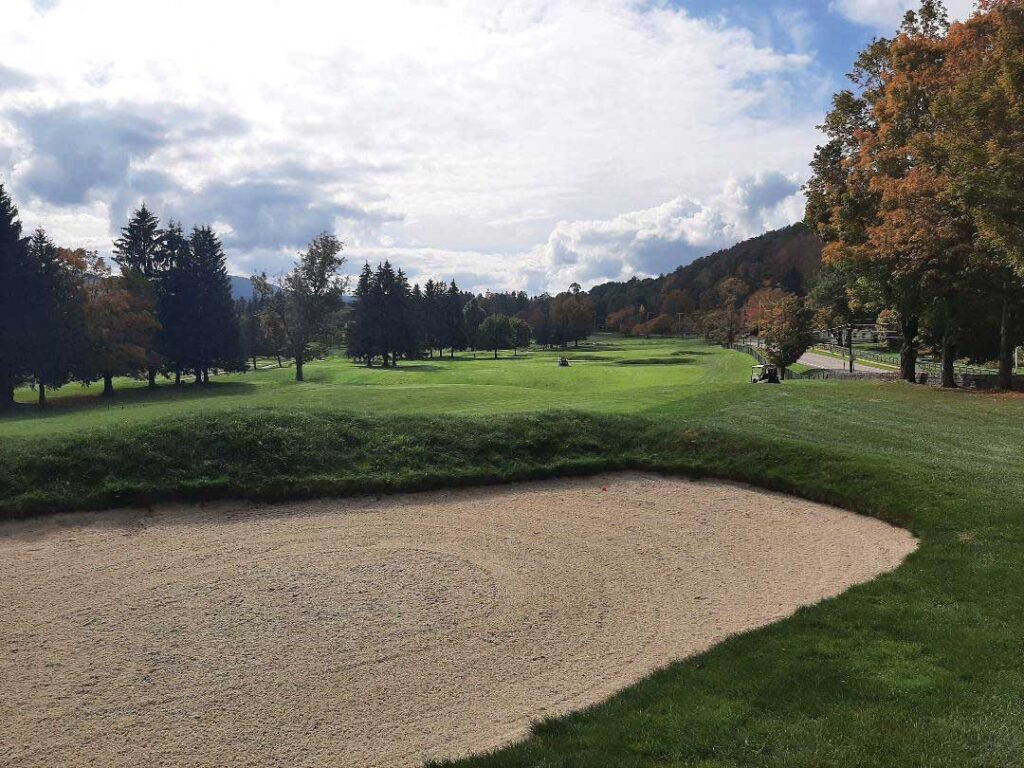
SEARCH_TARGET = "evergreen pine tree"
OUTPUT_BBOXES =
[392,268,419,363]
[462,295,487,350]
[188,226,241,382]
[443,281,467,357]
[422,279,440,356]
[25,229,82,405]
[113,203,165,277]
[346,263,376,365]
[375,261,398,366]
[157,222,195,382]
[113,204,167,386]
[0,182,30,410]
[410,282,425,357]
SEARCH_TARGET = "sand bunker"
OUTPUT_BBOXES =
[0,473,916,767]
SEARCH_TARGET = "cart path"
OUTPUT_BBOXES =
[798,350,893,372]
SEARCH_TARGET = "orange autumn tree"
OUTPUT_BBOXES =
[78,256,161,397]
[866,2,978,388]
[805,28,925,382]
[939,0,1024,387]
[743,285,791,334]
[760,294,815,379]
[807,1,983,386]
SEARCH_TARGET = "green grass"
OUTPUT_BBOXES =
[3,335,1024,767]
[3,337,745,439]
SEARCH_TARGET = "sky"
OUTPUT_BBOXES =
[0,0,977,293]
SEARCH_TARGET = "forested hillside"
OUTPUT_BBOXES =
[588,223,823,335]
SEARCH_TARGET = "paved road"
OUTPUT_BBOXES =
[798,350,891,372]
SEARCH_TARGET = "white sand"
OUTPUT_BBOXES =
[0,473,916,767]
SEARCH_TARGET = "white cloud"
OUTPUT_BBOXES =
[346,172,807,294]
[831,0,976,30]
[537,171,806,289]
[1,0,824,290]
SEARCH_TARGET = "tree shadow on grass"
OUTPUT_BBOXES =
[618,357,695,366]
[2,380,258,424]
[333,363,447,375]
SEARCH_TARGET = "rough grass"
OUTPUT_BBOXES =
[3,336,1024,767]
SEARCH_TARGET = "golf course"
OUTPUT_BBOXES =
[3,336,1023,766]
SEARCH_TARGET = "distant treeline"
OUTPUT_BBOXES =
[241,260,597,372]
[1,183,599,407]
[589,224,823,341]
[340,267,595,366]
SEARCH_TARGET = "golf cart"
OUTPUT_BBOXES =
[750,364,780,384]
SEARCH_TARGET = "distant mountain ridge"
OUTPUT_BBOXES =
[588,223,823,324]
[229,275,255,301]
[229,275,354,303]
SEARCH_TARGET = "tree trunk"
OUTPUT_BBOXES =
[899,316,919,383]
[493,349,498,359]
[102,374,114,397]
[252,355,258,372]
[194,369,203,385]
[295,355,304,382]
[174,369,181,386]
[449,349,454,358]
[203,368,210,385]
[147,367,157,389]
[0,363,13,411]
[941,332,957,389]
[997,296,1013,390]
[38,381,46,408]
[277,355,282,368]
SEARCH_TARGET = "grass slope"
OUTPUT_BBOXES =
[2,337,1023,767]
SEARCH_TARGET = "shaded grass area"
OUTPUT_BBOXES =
[2,337,1024,766]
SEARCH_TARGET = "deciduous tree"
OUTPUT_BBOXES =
[255,233,347,381]
[762,295,815,379]
[80,260,161,397]
[476,314,514,359]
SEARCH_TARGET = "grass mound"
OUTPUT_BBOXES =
[0,409,847,520]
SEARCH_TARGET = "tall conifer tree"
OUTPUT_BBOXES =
[25,229,83,405]
[188,226,241,382]
[113,204,166,386]
[0,182,30,410]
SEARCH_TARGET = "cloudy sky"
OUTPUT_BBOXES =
[0,0,976,292]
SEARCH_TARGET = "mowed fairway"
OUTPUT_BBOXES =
[2,337,1024,767]
[3,338,742,438]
